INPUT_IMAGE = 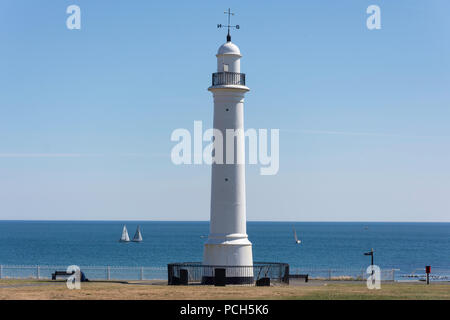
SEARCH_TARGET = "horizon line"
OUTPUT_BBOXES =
[0,219,448,223]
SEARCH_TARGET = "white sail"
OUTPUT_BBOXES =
[293,227,301,244]
[132,226,143,242]
[120,225,130,242]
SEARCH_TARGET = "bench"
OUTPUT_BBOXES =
[52,270,88,282]
[52,271,75,280]
[289,274,309,282]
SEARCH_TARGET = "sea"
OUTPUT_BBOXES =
[0,221,448,274]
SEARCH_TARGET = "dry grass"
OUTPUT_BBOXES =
[0,280,449,300]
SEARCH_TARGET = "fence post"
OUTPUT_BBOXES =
[283,265,289,284]
[392,269,395,282]
[37,265,40,279]
[328,269,331,280]
[140,267,144,281]
[168,264,173,285]
[107,266,111,280]
[0,265,2,279]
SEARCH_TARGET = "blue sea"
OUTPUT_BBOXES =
[0,221,448,274]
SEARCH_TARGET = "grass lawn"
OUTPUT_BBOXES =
[0,279,449,300]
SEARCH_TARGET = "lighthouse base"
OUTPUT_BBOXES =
[167,262,290,286]
[201,275,254,285]
[202,236,253,285]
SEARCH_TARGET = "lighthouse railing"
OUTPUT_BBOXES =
[212,72,246,86]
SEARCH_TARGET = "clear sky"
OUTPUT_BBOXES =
[0,0,449,221]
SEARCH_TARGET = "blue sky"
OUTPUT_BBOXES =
[0,0,449,221]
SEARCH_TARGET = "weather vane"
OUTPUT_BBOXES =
[217,8,240,42]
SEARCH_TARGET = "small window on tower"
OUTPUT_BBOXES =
[223,64,229,72]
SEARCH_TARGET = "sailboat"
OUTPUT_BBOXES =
[293,227,301,244]
[132,225,143,242]
[119,225,130,242]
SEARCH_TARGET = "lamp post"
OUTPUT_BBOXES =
[364,248,374,266]
[364,248,374,284]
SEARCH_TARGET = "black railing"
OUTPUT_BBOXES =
[168,262,289,286]
[212,72,246,86]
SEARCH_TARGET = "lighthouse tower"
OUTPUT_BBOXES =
[202,12,253,284]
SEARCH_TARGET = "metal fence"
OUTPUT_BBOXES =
[289,267,398,281]
[397,267,450,281]
[1,264,448,283]
[0,265,166,281]
[289,267,450,282]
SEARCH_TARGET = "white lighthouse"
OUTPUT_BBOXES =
[202,11,253,284]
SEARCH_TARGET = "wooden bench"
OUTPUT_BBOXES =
[51,271,75,280]
[289,274,309,282]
